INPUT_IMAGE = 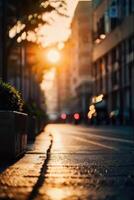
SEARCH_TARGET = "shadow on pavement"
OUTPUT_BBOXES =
[27,134,53,200]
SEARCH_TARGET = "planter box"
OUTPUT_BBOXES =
[27,116,37,142]
[0,111,28,159]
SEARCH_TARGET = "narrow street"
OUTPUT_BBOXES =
[0,124,134,200]
[0,0,134,199]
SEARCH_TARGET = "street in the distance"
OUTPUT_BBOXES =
[0,124,134,200]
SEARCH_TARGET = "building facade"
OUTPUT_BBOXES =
[68,0,93,122]
[8,43,46,110]
[92,0,134,125]
[56,43,71,116]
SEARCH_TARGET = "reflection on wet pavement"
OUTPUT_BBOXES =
[0,124,134,200]
[35,124,134,200]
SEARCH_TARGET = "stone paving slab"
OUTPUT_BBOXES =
[0,124,134,200]
[0,130,51,200]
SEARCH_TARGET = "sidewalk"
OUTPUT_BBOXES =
[0,129,52,200]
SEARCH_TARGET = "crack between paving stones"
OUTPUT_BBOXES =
[27,134,53,200]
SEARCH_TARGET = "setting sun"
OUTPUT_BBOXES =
[47,49,61,64]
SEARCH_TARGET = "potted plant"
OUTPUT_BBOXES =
[0,81,28,159]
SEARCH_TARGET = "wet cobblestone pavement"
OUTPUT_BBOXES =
[0,124,134,200]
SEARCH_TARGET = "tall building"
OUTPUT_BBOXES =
[67,0,93,122]
[56,43,71,116]
[8,43,46,110]
[91,0,134,125]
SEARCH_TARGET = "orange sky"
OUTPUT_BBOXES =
[41,0,91,116]
[42,0,91,47]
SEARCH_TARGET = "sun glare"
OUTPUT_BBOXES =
[47,49,61,64]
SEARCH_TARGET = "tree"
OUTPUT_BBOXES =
[0,0,67,81]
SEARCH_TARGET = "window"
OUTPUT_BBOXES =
[93,63,97,78]
[128,37,133,53]
[111,49,116,64]
[124,64,130,85]
[112,91,119,109]
[112,70,119,86]
[128,0,134,14]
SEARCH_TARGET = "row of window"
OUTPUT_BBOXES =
[93,36,134,94]
[94,0,134,41]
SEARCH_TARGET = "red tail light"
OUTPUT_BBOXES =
[61,113,67,120]
[74,113,80,120]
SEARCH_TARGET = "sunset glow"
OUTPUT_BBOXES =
[47,49,61,64]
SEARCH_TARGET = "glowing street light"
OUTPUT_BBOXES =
[47,49,61,64]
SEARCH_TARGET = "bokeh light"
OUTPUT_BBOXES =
[47,49,61,64]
